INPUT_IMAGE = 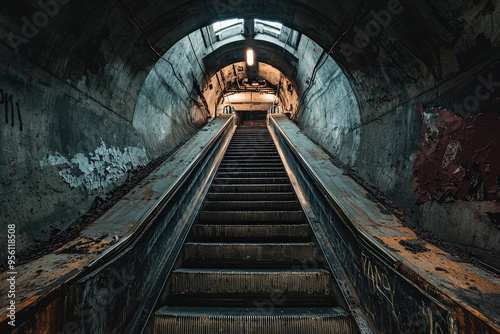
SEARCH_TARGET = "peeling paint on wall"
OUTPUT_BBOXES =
[40,140,149,190]
[413,109,500,203]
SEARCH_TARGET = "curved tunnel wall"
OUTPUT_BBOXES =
[0,25,213,256]
[290,37,361,166]
[1,0,499,268]
[133,30,209,156]
[0,40,151,252]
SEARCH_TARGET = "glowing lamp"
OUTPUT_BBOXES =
[246,49,254,66]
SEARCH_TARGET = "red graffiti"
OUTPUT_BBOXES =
[413,109,500,203]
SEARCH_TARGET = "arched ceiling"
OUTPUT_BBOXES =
[203,37,299,89]
[1,0,498,121]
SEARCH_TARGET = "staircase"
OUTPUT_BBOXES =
[153,126,354,333]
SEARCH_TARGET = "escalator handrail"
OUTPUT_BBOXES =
[80,115,235,275]
[269,115,398,265]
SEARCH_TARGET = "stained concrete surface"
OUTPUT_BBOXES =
[0,115,232,324]
[0,42,149,258]
[271,114,500,331]
[0,30,212,259]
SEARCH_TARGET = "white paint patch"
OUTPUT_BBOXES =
[422,113,442,142]
[441,140,461,168]
[40,140,149,190]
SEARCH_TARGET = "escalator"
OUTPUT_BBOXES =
[151,126,356,333]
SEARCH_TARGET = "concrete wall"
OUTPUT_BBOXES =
[289,35,500,268]
[133,30,215,156]
[0,32,211,257]
[271,34,361,166]
[0,42,142,254]
[292,37,361,167]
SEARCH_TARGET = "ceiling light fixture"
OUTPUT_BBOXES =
[246,49,254,66]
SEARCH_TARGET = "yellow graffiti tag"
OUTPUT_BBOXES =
[361,252,398,321]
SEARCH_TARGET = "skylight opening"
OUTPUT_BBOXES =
[255,19,283,36]
[212,19,243,33]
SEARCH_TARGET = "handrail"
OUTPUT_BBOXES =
[269,116,398,265]
[78,115,234,277]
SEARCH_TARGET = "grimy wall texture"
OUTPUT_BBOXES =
[0,27,211,257]
[0,0,499,268]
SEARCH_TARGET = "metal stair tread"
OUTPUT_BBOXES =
[173,268,329,274]
[185,242,315,246]
[155,306,349,318]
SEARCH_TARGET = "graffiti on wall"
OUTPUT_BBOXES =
[413,108,500,203]
[40,140,149,190]
[1,88,22,131]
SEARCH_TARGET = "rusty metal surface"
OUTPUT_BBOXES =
[0,116,233,330]
[0,253,91,318]
[271,114,500,333]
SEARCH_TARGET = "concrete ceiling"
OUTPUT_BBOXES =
[203,37,299,88]
[2,0,497,123]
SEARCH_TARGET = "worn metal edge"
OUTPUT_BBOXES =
[270,114,500,333]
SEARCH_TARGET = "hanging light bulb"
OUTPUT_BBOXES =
[246,49,254,66]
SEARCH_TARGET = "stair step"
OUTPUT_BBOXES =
[183,242,321,267]
[199,210,305,222]
[219,163,284,168]
[229,141,274,143]
[228,144,274,147]
[203,200,300,211]
[227,146,276,150]
[190,224,312,241]
[222,159,282,165]
[217,171,286,178]
[223,158,281,162]
[224,153,278,156]
[213,177,289,185]
[170,268,333,296]
[224,155,280,159]
[229,138,275,146]
[154,306,352,334]
[227,143,275,145]
[210,184,293,193]
[206,192,296,201]
[218,167,285,172]
[230,140,274,143]
[225,150,277,153]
